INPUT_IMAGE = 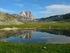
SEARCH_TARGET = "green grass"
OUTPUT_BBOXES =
[0,42,70,53]
[0,22,70,30]
[0,20,70,53]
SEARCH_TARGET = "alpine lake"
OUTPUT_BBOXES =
[0,28,70,44]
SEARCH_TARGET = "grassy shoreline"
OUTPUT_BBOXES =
[0,42,70,53]
[0,22,70,53]
[0,22,70,30]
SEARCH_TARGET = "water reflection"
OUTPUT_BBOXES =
[14,30,33,40]
[0,30,34,39]
[38,29,70,36]
[0,29,70,43]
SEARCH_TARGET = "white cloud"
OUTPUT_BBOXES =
[0,8,16,14]
[43,4,70,17]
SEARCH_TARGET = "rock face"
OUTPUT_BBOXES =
[0,11,35,25]
[19,11,34,22]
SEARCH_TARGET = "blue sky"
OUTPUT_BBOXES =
[0,0,70,18]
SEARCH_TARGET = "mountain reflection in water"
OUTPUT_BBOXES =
[15,30,33,40]
[0,30,34,40]
[0,29,70,43]
[38,29,70,36]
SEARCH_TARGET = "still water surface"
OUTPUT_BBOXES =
[0,29,70,43]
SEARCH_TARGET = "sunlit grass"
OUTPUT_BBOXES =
[0,22,70,30]
[0,42,70,53]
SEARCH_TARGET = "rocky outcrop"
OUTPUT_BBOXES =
[19,11,34,22]
[0,11,35,25]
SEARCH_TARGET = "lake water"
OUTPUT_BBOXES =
[0,29,70,44]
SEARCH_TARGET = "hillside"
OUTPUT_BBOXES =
[38,13,70,22]
[0,12,23,25]
[0,11,35,25]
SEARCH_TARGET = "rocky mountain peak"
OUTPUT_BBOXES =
[19,11,35,21]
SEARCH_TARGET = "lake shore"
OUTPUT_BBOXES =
[0,22,70,53]
[0,22,70,30]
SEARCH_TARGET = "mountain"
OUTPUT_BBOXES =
[0,11,35,25]
[19,11,34,22]
[38,13,70,22]
[0,12,23,25]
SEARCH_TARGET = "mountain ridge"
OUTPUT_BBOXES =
[38,13,70,22]
[0,11,34,25]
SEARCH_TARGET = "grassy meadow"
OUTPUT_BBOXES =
[0,22,70,30]
[0,42,70,53]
